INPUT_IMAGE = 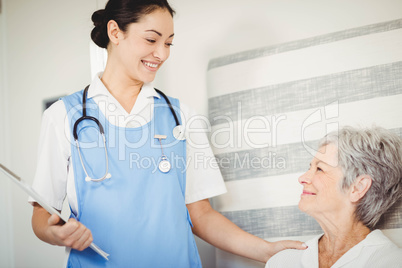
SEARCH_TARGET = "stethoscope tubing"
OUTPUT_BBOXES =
[154,88,180,126]
[73,116,105,140]
[73,85,183,182]
[75,135,110,182]
[73,85,110,182]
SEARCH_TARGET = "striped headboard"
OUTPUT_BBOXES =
[207,19,402,267]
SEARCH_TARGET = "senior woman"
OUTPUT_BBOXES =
[266,126,402,268]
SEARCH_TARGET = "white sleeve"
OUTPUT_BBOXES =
[28,100,71,211]
[180,102,227,204]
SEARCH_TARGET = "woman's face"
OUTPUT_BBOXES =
[298,144,349,218]
[112,8,174,83]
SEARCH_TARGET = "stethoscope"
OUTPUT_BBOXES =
[73,85,185,182]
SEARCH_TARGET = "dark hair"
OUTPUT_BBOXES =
[91,0,175,48]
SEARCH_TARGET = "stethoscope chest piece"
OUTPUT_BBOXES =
[173,125,186,141]
[159,156,171,173]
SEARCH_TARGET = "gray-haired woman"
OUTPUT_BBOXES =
[266,126,402,268]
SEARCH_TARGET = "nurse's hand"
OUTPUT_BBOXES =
[31,203,93,251]
[188,199,307,263]
[265,240,307,259]
[47,214,93,251]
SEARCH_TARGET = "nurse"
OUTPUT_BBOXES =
[30,0,306,267]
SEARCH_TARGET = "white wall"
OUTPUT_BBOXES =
[2,0,97,267]
[0,0,14,266]
[158,0,402,117]
[1,0,401,267]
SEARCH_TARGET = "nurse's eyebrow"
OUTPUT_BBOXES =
[146,29,174,38]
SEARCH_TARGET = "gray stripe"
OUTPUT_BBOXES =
[216,128,402,182]
[221,199,402,238]
[208,61,402,126]
[208,19,402,70]
[216,141,315,182]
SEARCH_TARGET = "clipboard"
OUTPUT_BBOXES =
[0,163,110,261]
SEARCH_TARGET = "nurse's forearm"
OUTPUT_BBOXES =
[32,203,58,244]
[187,199,270,262]
[187,199,306,263]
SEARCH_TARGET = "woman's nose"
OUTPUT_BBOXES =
[298,171,311,184]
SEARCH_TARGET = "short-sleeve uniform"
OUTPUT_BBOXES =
[29,73,227,267]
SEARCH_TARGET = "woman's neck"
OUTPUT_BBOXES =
[317,216,371,267]
[101,65,144,113]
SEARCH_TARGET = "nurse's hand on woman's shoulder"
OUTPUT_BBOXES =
[266,240,308,259]
[32,203,93,251]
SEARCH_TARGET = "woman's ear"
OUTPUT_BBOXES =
[350,175,372,203]
[107,20,122,46]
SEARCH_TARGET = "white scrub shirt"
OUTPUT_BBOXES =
[265,229,402,268]
[29,73,227,216]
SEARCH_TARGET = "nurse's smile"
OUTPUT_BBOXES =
[142,60,160,71]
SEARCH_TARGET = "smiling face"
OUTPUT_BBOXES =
[298,144,350,218]
[111,8,174,84]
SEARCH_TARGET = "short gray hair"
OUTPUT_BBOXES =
[319,126,402,229]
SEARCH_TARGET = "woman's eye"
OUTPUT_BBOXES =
[165,43,174,47]
[317,167,323,172]
[146,39,156,43]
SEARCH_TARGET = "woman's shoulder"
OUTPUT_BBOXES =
[366,230,402,259]
[366,229,401,248]
[266,235,321,268]
[367,243,402,267]
[265,248,304,268]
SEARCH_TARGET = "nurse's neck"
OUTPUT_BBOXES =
[101,68,143,114]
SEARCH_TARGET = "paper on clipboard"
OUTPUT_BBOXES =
[0,163,110,261]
